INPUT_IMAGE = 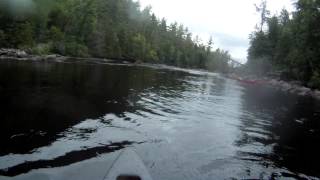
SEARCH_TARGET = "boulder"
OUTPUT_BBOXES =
[0,48,28,58]
[281,82,293,91]
[16,49,27,58]
[45,54,58,60]
[313,90,320,100]
[297,87,312,96]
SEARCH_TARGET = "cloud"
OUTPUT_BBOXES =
[212,32,249,62]
[213,32,248,49]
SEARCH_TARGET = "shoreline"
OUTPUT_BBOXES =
[228,73,320,100]
[266,78,320,100]
[0,48,134,64]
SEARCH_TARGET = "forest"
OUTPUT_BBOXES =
[247,0,320,88]
[0,0,230,72]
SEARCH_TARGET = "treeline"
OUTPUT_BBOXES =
[0,0,230,72]
[247,0,320,88]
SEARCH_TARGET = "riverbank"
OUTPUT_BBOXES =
[0,48,66,61]
[229,73,320,100]
[268,78,320,100]
[0,48,134,64]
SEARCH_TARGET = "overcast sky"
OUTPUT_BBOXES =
[137,0,296,63]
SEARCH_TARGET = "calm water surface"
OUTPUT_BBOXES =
[0,60,319,180]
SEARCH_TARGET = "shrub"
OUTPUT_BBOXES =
[64,41,89,57]
[309,71,320,89]
[0,30,6,47]
[30,43,51,55]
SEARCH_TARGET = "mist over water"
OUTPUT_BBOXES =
[0,60,319,180]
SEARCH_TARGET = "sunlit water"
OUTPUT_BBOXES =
[0,60,319,180]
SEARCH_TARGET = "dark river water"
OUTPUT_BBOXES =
[0,60,319,180]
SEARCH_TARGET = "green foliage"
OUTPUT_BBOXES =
[0,0,230,71]
[131,33,157,62]
[30,43,51,55]
[64,40,89,57]
[309,71,320,88]
[49,26,64,42]
[248,0,320,88]
[16,22,35,49]
[0,30,6,47]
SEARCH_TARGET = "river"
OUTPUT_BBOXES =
[0,59,319,180]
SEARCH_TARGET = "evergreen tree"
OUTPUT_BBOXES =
[0,0,231,72]
[247,0,320,88]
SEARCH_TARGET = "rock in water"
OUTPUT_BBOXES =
[0,48,28,58]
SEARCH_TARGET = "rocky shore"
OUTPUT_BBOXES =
[0,48,120,63]
[0,48,68,62]
[229,73,320,100]
[268,79,320,100]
